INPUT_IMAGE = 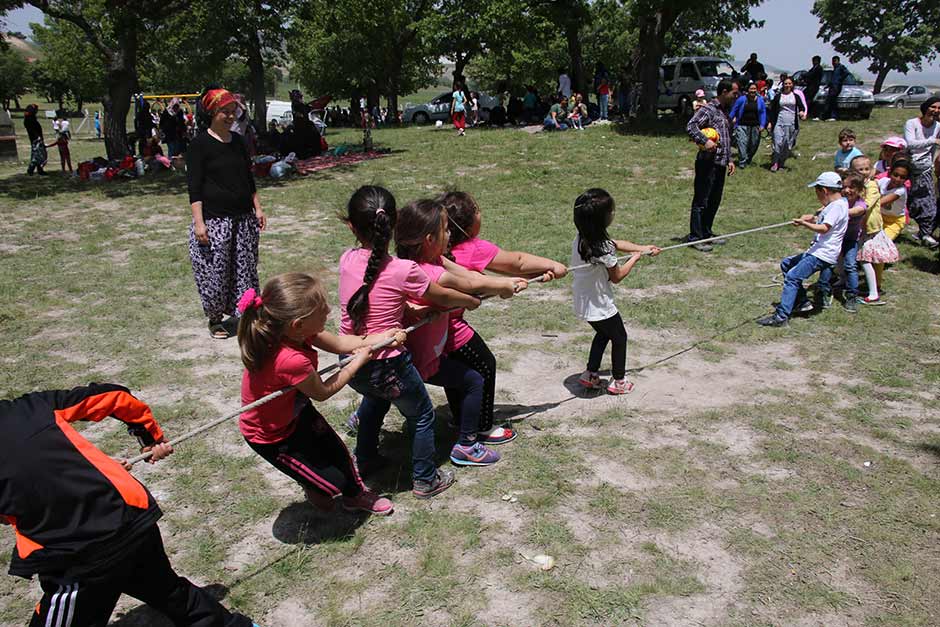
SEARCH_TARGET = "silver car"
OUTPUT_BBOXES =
[658,56,737,116]
[792,69,874,119]
[874,85,938,108]
[403,91,499,124]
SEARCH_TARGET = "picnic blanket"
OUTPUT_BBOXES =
[292,150,388,175]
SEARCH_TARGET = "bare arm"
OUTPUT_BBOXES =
[294,350,371,402]
[612,239,659,255]
[607,252,643,284]
[880,193,901,206]
[487,249,568,279]
[439,257,524,298]
[847,204,867,218]
[422,281,482,310]
[793,218,830,234]
[310,329,405,355]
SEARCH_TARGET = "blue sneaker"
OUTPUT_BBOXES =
[450,442,501,467]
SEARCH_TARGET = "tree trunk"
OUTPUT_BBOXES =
[564,21,585,96]
[872,65,890,95]
[633,7,680,118]
[246,25,268,129]
[453,54,469,85]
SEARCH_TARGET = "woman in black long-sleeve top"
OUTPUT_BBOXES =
[187,87,267,339]
[23,104,47,176]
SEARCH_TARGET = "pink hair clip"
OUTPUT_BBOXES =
[375,207,386,215]
[237,288,263,314]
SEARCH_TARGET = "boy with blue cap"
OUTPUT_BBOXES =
[758,171,848,327]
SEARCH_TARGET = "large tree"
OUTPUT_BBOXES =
[813,0,940,94]
[289,0,439,115]
[0,0,185,158]
[30,16,106,112]
[0,46,30,109]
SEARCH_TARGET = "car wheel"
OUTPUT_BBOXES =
[894,100,904,109]
[860,107,872,120]
[412,112,430,124]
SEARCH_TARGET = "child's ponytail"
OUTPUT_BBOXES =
[345,186,397,334]
[237,273,328,371]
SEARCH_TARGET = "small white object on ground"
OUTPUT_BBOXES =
[520,552,555,571]
[863,461,872,468]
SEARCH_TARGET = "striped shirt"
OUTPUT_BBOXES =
[686,100,733,166]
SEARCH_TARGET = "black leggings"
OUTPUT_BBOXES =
[587,313,628,379]
[445,331,497,432]
[246,404,364,498]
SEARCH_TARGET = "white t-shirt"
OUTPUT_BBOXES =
[806,197,848,264]
[877,177,907,217]
[571,237,619,321]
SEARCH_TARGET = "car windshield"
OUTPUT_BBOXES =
[696,60,735,77]
[432,92,453,104]
[882,86,907,94]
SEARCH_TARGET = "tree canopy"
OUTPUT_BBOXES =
[813,0,940,94]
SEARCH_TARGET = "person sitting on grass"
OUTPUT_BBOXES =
[543,95,569,131]
[833,127,863,173]
[758,172,848,327]
[0,383,260,627]
[238,272,403,516]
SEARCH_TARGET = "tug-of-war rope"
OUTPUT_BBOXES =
[126,219,794,466]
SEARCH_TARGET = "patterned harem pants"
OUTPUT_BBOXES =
[189,214,260,321]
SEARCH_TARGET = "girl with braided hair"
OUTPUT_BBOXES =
[338,186,480,499]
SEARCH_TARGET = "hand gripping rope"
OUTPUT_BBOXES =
[125,220,795,465]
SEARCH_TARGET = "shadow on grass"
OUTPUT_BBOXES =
[0,149,406,202]
[611,115,689,138]
[272,501,369,545]
[109,584,230,627]
[902,253,940,275]
[917,442,940,460]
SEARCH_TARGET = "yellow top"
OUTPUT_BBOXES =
[863,179,883,234]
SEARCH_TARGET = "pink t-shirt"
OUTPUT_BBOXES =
[445,238,500,353]
[338,248,431,360]
[406,261,449,380]
[240,341,319,444]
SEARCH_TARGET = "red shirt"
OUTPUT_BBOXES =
[240,341,319,444]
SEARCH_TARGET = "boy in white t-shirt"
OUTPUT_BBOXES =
[758,172,849,327]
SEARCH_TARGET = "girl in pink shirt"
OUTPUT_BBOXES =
[441,191,568,444]
[394,198,528,466]
[339,186,480,499]
[238,272,404,516]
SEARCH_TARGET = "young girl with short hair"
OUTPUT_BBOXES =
[340,186,481,498]
[877,154,912,242]
[442,190,568,444]
[238,272,401,515]
[855,161,904,304]
[394,198,527,466]
[571,189,659,394]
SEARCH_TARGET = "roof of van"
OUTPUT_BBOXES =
[662,56,731,64]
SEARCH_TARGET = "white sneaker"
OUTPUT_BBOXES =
[578,370,603,389]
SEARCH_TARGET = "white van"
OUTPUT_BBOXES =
[265,100,293,124]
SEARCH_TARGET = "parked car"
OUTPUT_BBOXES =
[403,91,499,124]
[874,85,938,109]
[791,69,874,119]
[266,100,293,123]
[658,56,737,116]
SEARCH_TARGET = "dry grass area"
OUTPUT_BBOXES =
[1,109,939,626]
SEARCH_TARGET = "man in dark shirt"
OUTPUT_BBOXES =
[823,56,850,121]
[740,53,765,83]
[685,80,740,251]
[803,55,824,119]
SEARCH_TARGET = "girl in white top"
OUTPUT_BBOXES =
[571,188,659,395]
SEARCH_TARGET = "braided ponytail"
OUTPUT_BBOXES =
[345,186,397,334]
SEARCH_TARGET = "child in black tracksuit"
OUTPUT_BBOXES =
[0,383,258,627]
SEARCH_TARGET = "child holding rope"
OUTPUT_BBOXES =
[0,384,259,627]
[442,190,568,444]
[571,188,660,394]
[877,157,911,243]
[758,172,848,327]
[339,186,481,498]
[238,273,401,515]
[819,172,866,312]
[394,197,528,466]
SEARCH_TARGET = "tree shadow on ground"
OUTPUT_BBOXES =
[0,150,405,202]
[610,115,690,138]
[902,252,940,275]
[109,584,230,627]
[918,442,940,460]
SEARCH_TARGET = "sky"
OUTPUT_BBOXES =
[4,1,939,86]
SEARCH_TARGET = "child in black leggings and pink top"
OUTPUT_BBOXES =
[571,189,659,394]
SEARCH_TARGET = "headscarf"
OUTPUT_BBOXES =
[201,89,237,113]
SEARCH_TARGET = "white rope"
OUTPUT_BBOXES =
[565,220,795,273]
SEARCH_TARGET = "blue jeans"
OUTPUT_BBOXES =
[426,356,483,445]
[543,117,568,131]
[775,253,832,320]
[349,352,437,482]
[599,94,609,119]
[819,237,859,299]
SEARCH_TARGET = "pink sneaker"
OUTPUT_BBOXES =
[607,379,634,395]
[770,163,779,172]
[341,489,394,516]
[578,370,603,389]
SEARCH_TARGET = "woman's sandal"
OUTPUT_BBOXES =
[208,320,232,340]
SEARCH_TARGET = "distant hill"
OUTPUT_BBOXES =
[3,33,40,62]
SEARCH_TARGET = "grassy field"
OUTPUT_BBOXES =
[1,107,938,627]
